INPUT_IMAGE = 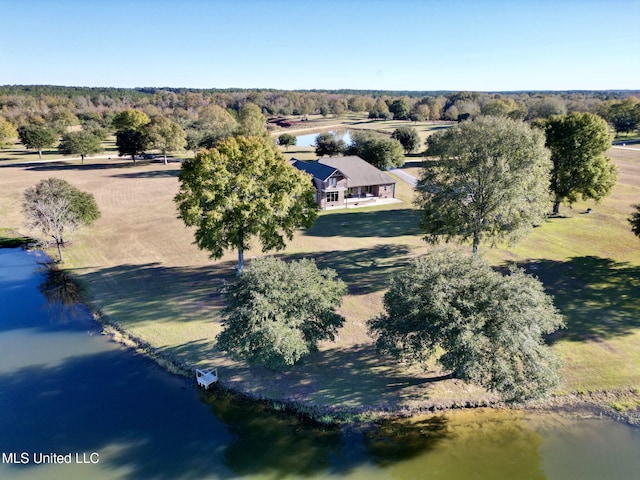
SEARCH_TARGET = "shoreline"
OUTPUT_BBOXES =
[7,242,640,427]
[93,301,640,427]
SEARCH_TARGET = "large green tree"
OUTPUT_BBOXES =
[349,131,405,169]
[389,98,410,120]
[391,126,420,154]
[116,128,148,165]
[629,204,640,239]
[58,130,104,164]
[175,135,318,272]
[111,109,150,131]
[22,178,101,262]
[17,125,57,159]
[535,112,617,215]
[367,249,564,402]
[0,116,18,148]
[601,97,640,135]
[216,257,346,370]
[143,116,187,165]
[419,116,551,253]
[236,103,266,136]
[314,132,346,157]
[277,133,297,150]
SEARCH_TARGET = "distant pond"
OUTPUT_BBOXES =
[2,247,640,479]
[295,129,352,147]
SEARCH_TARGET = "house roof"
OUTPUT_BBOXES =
[290,159,337,182]
[319,156,397,188]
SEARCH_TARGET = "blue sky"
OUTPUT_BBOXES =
[2,0,638,91]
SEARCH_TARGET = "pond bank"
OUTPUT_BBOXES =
[11,238,640,428]
[92,297,640,427]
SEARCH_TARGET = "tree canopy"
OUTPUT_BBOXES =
[277,133,297,150]
[22,178,101,262]
[17,124,57,159]
[116,128,148,164]
[391,126,420,154]
[629,204,640,239]
[0,116,18,148]
[216,257,346,370]
[58,130,104,163]
[534,112,617,215]
[175,135,318,271]
[314,132,346,157]
[143,116,187,164]
[348,131,405,169]
[111,109,150,131]
[367,249,564,402]
[237,103,266,136]
[419,116,551,253]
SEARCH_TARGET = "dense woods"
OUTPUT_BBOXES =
[0,85,638,141]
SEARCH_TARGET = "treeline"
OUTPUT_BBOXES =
[1,86,639,153]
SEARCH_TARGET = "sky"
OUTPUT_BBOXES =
[1,0,638,92]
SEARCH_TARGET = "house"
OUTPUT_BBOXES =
[291,156,397,209]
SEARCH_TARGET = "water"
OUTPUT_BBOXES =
[2,247,640,479]
[295,129,352,148]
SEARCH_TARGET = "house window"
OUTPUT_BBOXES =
[326,192,339,203]
[365,185,373,194]
[328,177,337,187]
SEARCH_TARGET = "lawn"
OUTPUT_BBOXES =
[1,144,640,415]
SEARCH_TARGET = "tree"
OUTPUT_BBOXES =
[58,130,104,164]
[419,116,551,253]
[216,257,346,370]
[368,99,392,120]
[175,135,318,272]
[192,105,238,145]
[314,132,346,157]
[237,103,266,136]
[534,112,617,215]
[629,204,640,238]
[389,98,410,120]
[349,131,405,169]
[0,116,18,148]
[17,125,57,159]
[143,117,187,165]
[367,249,564,402]
[111,109,150,131]
[391,126,420,154]
[22,178,101,262]
[277,133,297,150]
[600,97,640,135]
[116,128,148,165]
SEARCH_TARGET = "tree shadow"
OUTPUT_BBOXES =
[305,208,421,238]
[515,256,640,342]
[110,169,180,179]
[71,261,237,330]
[277,244,413,294]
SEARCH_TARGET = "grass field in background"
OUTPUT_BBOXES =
[2,123,640,414]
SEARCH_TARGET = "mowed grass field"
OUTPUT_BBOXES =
[2,142,640,414]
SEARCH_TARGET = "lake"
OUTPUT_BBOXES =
[295,129,352,147]
[2,247,640,479]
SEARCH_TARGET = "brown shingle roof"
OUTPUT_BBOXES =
[318,156,397,188]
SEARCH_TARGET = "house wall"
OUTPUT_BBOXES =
[373,183,395,199]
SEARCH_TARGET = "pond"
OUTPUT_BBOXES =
[2,247,640,479]
[295,129,352,148]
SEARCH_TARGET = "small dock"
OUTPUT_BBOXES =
[196,368,218,390]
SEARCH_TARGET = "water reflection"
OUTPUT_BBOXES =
[201,390,345,477]
[39,266,89,324]
[295,129,352,148]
